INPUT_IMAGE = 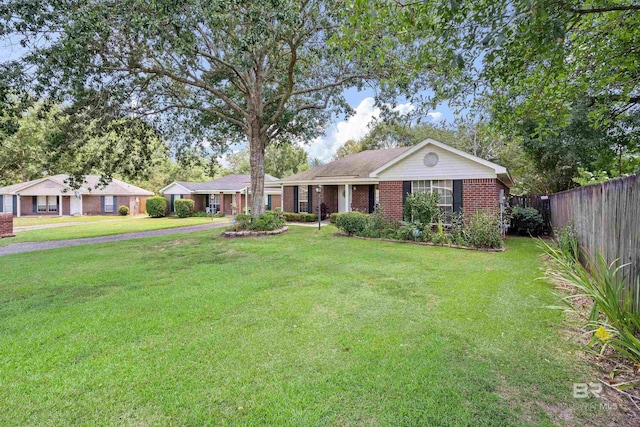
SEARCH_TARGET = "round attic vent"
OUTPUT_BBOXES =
[423,152,439,167]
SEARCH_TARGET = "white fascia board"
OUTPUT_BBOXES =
[159,182,193,194]
[276,178,379,186]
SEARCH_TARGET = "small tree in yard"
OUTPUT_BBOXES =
[4,0,389,217]
[146,197,167,218]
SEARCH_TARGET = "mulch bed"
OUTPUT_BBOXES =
[222,226,289,238]
[335,232,505,252]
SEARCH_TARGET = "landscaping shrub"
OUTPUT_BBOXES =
[191,211,208,217]
[403,192,440,224]
[329,212,347,224]
[118,205,129,216]
[362,209,399,238]
[174,198,195,218]
[465,210,502,249]
[556,222,579,261]
[510,206,545,236]
[542,239,640,364]
[146,196,167,218]
[335,212,368,236]
[449,212,467,246]
[251,211,286,231]
[283,212,317,222]
[233,214,252,231]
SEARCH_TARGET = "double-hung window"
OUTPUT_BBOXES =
[411,180,454,219]
[298,186,308,213]
[3,196,13,214]
[104,196,114,213]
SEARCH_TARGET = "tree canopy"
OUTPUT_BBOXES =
[2,0,393,216]
[226,142,309,178]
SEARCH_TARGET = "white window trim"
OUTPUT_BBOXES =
[411,180,454,217]
[298,186,309,213]
[104,195,114,213]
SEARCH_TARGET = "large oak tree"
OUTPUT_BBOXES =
[2,0,389,216]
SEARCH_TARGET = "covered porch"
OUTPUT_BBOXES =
[282,182,380,217]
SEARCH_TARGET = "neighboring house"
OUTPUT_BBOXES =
[277,138,513,220]
[0,175,154,217]
[160,174,282,215]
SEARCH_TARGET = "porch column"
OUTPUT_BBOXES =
[280,185,284,211]
[345,184,351,212]
[58,194,63,216]
[80,195,83,216]
[220,192,225,215]
[16,195,20,217]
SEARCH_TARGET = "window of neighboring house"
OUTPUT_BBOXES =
[38,195,58,212]
[104,196,114,213]
[3,196,13,214]
[209,194,220,213]
[411,180,453,218]
[298,186,308,213]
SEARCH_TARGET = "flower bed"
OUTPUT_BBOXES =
[336,232,505,252]
[223,226,289,238]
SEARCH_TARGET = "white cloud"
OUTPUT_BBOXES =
[427,111,443,121]
[303,98,441,162]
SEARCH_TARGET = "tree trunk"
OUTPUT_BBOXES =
[248,117,266,218]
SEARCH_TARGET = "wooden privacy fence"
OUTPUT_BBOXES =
[549,173,640,292]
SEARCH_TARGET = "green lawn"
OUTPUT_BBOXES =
[13,215,145,227]
[0,227,611,425]
[2,216,227,245]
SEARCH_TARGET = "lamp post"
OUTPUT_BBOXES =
[315,184,322,230]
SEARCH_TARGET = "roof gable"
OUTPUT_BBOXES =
[0,174,154,196]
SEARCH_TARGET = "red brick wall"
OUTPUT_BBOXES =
[83,195,103,215]
[462,178,502,216]
[0,212,13,237]
[270,195,282,211]
[315,185,338,214]
[283,186,295,212]
[351,185,370,213]
[379,181,404,221]
[223,194,233,215]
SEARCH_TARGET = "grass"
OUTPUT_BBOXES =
[13,215,142,227]
[2,216,227,245]
[0,227,611,425]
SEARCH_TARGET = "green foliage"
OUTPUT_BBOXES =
[118,205,129,216]
[361,209,400,239]
[283,212,318,222]
[226,142,310,178]
[334,212,368,236]
[174,198,195,218]
[465,210,503,249]
[229,211,285,232]
[403,192,440,225]
[572,168,612,187]
[542,240,640,364]
[449,212,467,246]
[232,214,252,231]
[250,211,286,231]
[146,196,167,218]
[510,207,545,236]
[329,212,346,224]
[556,222,579,262]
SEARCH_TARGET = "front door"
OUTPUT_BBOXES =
[70,195,82,216]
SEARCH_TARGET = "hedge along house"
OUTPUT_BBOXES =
[159,174,282,215]
[0,174,154,217]
[278,139,513,221]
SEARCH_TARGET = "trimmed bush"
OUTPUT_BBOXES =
[510,206,545,236]
[283,212,318,222]
[146,196,167,218]
[174,198,195,218]
[251,211,286,231]
[335,212,368,236]
[329,212,348,224]
[361,209,400,238]
[465,209,502,249]
[118,205,129,216]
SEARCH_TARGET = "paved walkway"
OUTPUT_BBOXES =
[0,221,230,256]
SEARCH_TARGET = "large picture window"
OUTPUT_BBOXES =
[298,186,308,213]
[411,180,453,218]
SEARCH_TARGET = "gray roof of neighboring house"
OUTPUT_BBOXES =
[171,174,278,192]
[281,147,411,182]
[0,174,155,196]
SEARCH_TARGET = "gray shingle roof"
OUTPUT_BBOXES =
[281,147,411,182]
[0,174,154,196]
[171,174,278,192]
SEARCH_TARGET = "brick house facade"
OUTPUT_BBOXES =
[278,139,512,221]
